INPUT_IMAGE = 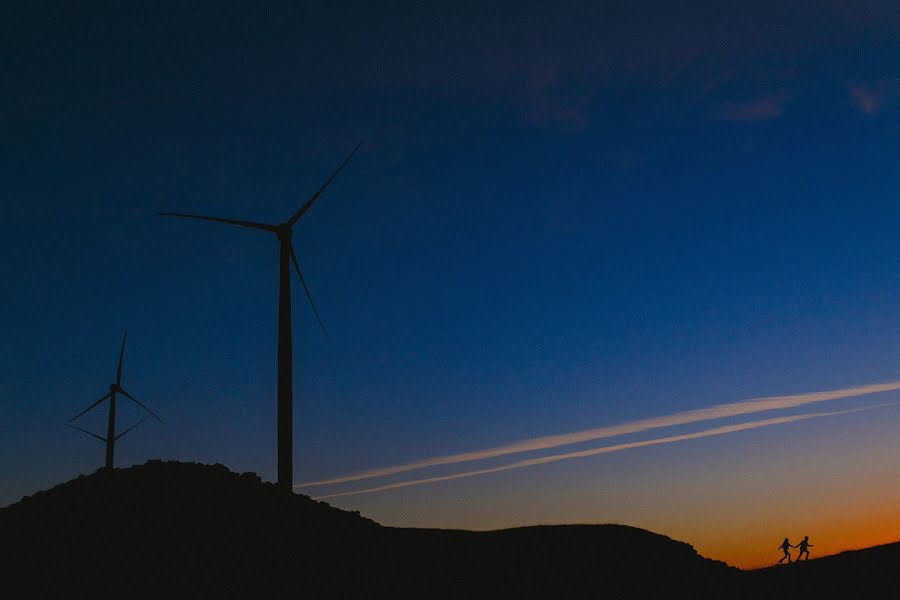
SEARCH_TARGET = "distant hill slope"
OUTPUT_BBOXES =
[747,541,900,597]
[1,460,740,598]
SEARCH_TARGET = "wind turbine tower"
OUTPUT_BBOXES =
[159,143,361,490]
[67,332,163,469]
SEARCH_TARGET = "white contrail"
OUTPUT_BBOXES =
[297,380,900,489]
[311,403,896,500]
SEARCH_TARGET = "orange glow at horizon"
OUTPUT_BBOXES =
[695,510,900,569]
[322,400,900,570]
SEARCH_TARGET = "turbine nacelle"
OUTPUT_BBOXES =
[276,223,293,241]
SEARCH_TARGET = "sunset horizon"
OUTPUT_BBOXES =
[3,1,898,595]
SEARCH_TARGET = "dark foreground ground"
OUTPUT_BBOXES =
[1,461,897,599]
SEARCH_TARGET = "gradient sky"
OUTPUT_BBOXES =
[2,1,898,568]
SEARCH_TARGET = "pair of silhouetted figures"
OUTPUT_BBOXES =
[778,536,813,564]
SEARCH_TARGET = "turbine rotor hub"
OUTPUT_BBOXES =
[276,224,293,241]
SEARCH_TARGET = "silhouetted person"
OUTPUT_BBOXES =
[796,536,813,561]
[778,537,793,564]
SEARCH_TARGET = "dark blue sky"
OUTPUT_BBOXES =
[2,0,898,538]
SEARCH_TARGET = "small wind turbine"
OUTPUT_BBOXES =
[67,332,162,469]
[159,142,361,490]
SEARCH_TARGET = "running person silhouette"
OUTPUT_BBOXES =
[778,537,793,564]
[796,536,813,561]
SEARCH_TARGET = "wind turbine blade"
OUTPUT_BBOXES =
[116,331,127,386]
[66,423,107,442]
[157,212,277,232]
[287,142,362,225]
[289,245,327,335]
[118,389,163,423]
[115,415,151,440]
[67,393,112,422]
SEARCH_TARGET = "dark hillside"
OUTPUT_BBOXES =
[747,541,900,598]
[1,460,741,598]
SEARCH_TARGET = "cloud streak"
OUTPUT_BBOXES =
[298,381,900,489]
[312,404,897,499]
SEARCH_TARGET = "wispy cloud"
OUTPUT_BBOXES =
[298,381,900,489]
[717,93,787,121]
[850,85,886,114]
[312,404,896,499]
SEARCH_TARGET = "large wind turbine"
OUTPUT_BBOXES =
[67,332,163,469]
[159,143,361,490]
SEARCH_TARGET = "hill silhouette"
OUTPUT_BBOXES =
[1,460,738,598]
[746,540,900,597]
[2,461,896,599]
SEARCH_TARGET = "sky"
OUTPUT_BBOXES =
[2,1,899,568]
